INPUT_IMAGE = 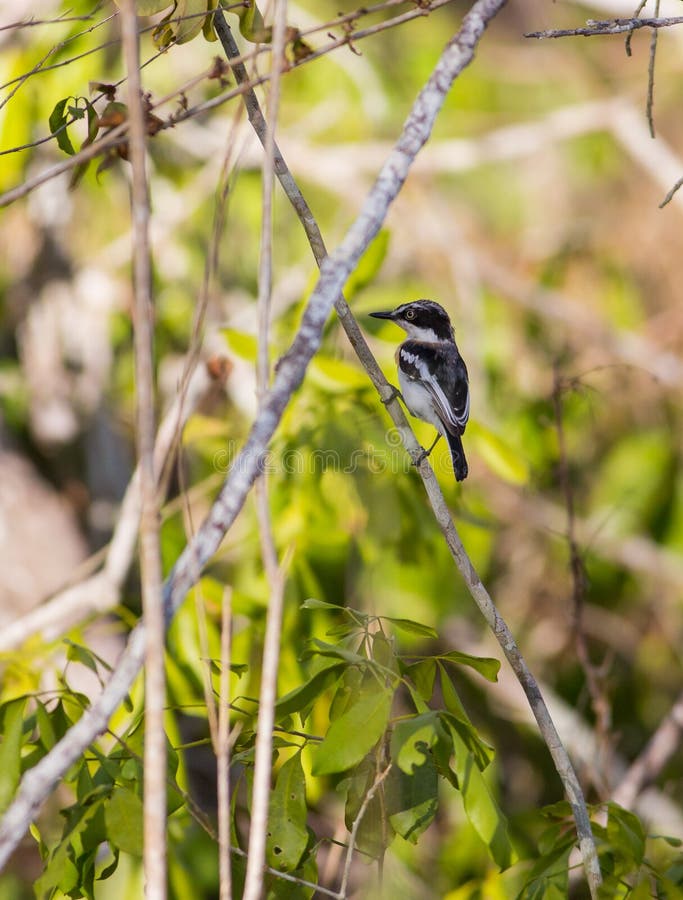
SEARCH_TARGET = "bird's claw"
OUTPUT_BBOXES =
[381,384,404,406]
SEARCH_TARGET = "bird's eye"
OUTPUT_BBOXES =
[405,309,415,320]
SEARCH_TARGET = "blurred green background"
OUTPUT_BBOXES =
[0,0,682,897]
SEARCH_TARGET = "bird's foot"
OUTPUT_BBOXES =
[381,384,404,406]
[412,434,442,467]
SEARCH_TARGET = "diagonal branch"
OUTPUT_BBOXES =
[214,7,602,897]
[0,0,504,872]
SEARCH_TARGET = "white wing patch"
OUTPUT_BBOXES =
[400,347,468,433]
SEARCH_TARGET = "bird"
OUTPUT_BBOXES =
[369,299,470,481]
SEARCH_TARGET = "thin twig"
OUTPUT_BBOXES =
[646,0,660,137]
[0,359,225,652]
[0,0,457,209]
[552,365,612,795]
[242,1,289,895]
[214,7,602,896]
[0,0,515,877]
[525,16,683,39]
[339,763,393,899]
[119,4,166,898]
[218,587,233,900]
[613,688,683,810]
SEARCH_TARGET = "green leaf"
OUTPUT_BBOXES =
[438,662,470,723]
[520,833,575,897]
[0,698,26,812]
[49,97,77,156]
[221,327,257,361]
[385,756,438,844]
[607,802,645,871]
[381,616,438,639]
[65,639,100,676]
[447,722,514,869]
[35,700,56,751]
[390,712,439,774]
[344,229,390,299]
[309,357,369,393]
[275,660,346,720]
[105,788,143,856]
[467,419,529,485]
[266,752,308,872]
[311,686,393,775]
[153,0,213,46]
[303,638,367,668]
[300,598,341,612]
[113,0,174,13]
[405,659,436,702]
[232,0,271,43]
[437,650,500,682]
[343,754,394,859]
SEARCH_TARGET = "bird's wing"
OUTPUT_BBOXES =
[399,342,469,434]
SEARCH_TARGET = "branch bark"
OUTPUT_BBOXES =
[0,0,502,873]
[119,3,167,898]
[214,5,602,897]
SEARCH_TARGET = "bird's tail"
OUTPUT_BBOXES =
[445,430,468,482]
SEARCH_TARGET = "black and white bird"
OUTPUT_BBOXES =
[370,299,470,481]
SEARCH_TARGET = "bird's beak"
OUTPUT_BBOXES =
[368,310,396,320]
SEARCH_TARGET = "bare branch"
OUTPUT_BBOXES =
[613,689,683,810]
[214,6,602,897]
[244,3,289,895]
[525,15,683,40]
[339,763,393,898]
[119,3,166,897]
[0,359,224,652]
[217,588,233,900]
[0,0,502,872]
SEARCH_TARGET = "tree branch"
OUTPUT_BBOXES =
[119,3,167,897]
[214,5,602,897]
[0,0,502,872]
[525,16,683,40]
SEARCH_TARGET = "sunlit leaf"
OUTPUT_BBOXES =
[386,756,438,844]
[309,356,369,393]
[221,327,257,361]
[438,650,500,682]
[381,616,438,638]
[447,722,514,869]
[301,597,341,612]
[275,660,345,720]
[344,229,390,299]
[467,419,529,485]
[405,659,436,702]
[311,685,392,775]
[232,0,271,43]
[105,788,143,856]
[390,711,439,774]
[112,0,173,13]
[0,697,26,812]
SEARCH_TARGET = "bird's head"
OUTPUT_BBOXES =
[370,299,454,342]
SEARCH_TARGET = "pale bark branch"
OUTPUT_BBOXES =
[244,2,289,895]
[526,15,683,39]
[0,0,500,872]
[119,3,167,898]
[217,588,233,900]
[214,5,602,897]
[0,360,223,653]
[339,763,393,899]
[613,689,683,810]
